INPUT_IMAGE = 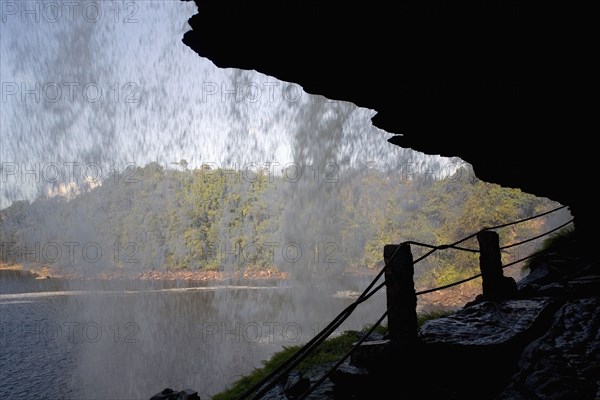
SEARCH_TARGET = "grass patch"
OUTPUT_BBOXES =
[211,330,359,400]
[212,310,452,399]
[523,226,576,272]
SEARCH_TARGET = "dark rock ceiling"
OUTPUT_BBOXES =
[181,1,593,237]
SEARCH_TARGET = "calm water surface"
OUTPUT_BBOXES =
[0,270,386,399]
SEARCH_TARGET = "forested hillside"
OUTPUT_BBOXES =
[0,162,564,285]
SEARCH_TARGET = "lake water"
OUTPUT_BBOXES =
[0,270,386,399]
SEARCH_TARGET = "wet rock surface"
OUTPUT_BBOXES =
[149,388,200,400]
[419,299,554,346]
[283,370,310,398]
[350,339,394,368]
[344,261,598,399]
[498,298,600,400]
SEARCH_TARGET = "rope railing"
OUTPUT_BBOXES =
[415,220,574,296]
[242,204,571,399]
[499,218,574,250]
[483,204,567,231]
[404,241,480,253]
[500,235,574,270]
[299,218,575,399]
[297,239,575,399]
[298,309,390,400]
[238,246,403,400]
[407,205,570,255]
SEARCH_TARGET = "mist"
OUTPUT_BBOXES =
[0,1,571,399]
[0,0,461,279]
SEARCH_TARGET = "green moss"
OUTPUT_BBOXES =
[211,330,359,400]
[210,345,299,400]
[212,311,452,399]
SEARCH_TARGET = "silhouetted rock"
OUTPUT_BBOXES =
[329,361,369,386]
[327,361,374,398]
[517,263,563,290]
[284,370,310,398]
[260,385,286,400]
[178,388,200,400]
[359,331,385,342]
[350,339,395,368]
[182,0,595,264]
[149,388,199,400]
[498,298,600,400]
[420,299,554,347]
[149,388,176,400]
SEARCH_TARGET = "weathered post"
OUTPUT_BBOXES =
[477,230,517,300]
[349,243,417,368]
[383,243,417,344]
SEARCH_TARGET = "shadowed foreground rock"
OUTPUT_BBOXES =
[415,261,599,400]
[234,262,598,399]
[498,298,600,400]
[155,251,598,399]
[149,388,200,400]
[419,299,555,347]
[415,298,560,399]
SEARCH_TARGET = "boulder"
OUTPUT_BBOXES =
[284,370,310,398]
[149,388,199,400]
[498,298,600,400]
[419,299,554,347]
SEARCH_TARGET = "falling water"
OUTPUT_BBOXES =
[0,1,564,399]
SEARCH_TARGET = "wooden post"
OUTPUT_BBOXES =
[477,230,517,300]
[384,243,417,344]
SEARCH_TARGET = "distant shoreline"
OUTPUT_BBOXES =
[0,263,288,281]
[1,263,480,309]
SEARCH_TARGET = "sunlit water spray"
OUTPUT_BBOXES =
[0,1,560,399]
